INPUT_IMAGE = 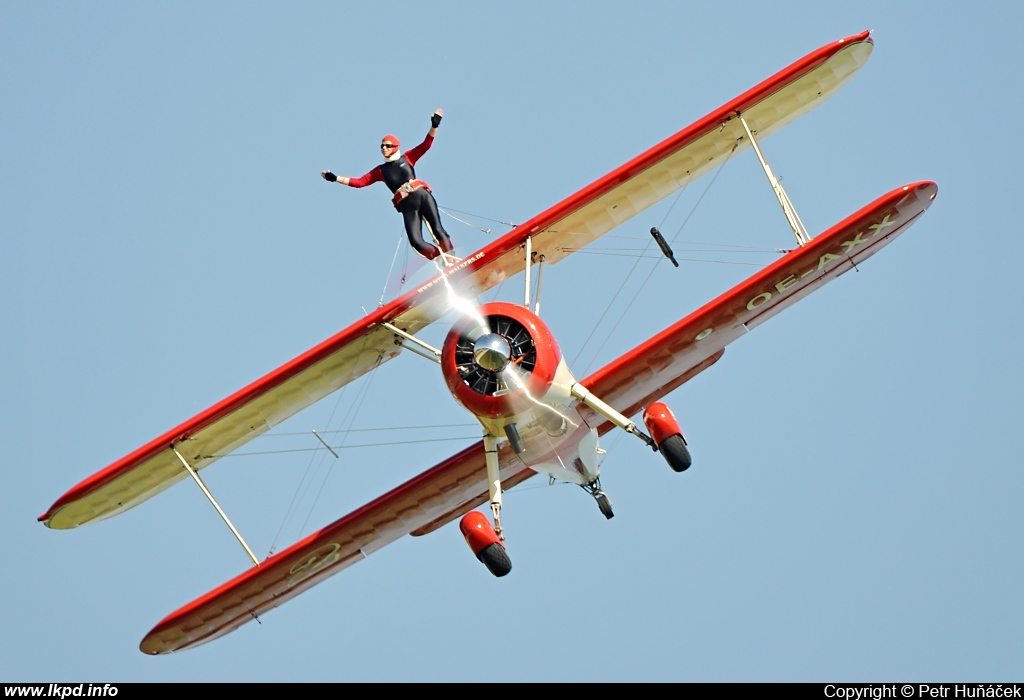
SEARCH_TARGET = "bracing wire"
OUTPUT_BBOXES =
[574,145,738,376]
[297,357,383,537]
[268,383,350,556]
[567,250,768,267]
[570,218,664,371]
[439,208,494,235]
[379,234,406,307]
[260,423,477,438]
[440,205,517,230]
[268,353,385,556]
[218,434,482,458]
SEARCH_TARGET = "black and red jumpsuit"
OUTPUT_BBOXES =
[346,135,453,260]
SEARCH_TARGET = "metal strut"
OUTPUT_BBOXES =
[533,253,545,315]
[483,433,504,540]
[171,445,260,567]
[523,235,532,309]
[382,322,442,362]
[312,430,339,459]
[570,383,656,450]
[737,113,812,247]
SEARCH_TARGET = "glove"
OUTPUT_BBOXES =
[322,171,337,182]
[431,112,442,129]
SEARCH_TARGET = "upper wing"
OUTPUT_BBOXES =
[41,31,874,530]
[139,181,937,654]
[509,30,874,267]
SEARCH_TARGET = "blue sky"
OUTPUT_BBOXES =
[4,1,1022,682]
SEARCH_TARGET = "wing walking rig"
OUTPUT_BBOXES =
[39,31,938,654]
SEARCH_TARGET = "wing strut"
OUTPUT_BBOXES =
[533,253,545,316]
[738,113,812,247]
[383,322,442,362]
[171,445,260,567]
[523,235,533,309]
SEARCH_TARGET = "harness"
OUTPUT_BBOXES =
[391,179,432,209]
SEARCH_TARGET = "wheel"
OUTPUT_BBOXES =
[596,492,614,519]
[476,542,512,577]
[660,434,692,472]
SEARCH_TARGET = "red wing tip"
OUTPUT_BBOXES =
[839,30,872,45]
[898,180,937,192]
[910,180,939,195]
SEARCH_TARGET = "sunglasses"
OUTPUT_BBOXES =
[380,143,395,149]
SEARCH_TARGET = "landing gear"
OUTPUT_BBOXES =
[460,511,512,577]
[582,478,614,519]
[643,402,692,473]
[477,542,512,577]
[659,434,692,473]
[483,434,504,540]
[456,434,514,577]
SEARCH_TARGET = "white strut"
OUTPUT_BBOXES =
[570,383,656,449]
[171,445,260,567]
[523,235,532,309]
[483,433,504,540]
[737,113,812,247]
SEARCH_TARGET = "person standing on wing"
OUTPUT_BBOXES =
[321,109,455,263]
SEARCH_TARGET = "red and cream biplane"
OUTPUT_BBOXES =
[40,31,937,655]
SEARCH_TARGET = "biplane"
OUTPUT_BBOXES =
[40,30,937,655]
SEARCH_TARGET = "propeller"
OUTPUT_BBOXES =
[452,314,537,397]
[441,302,559,421]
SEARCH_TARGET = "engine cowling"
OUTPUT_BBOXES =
[441,302,561,420]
